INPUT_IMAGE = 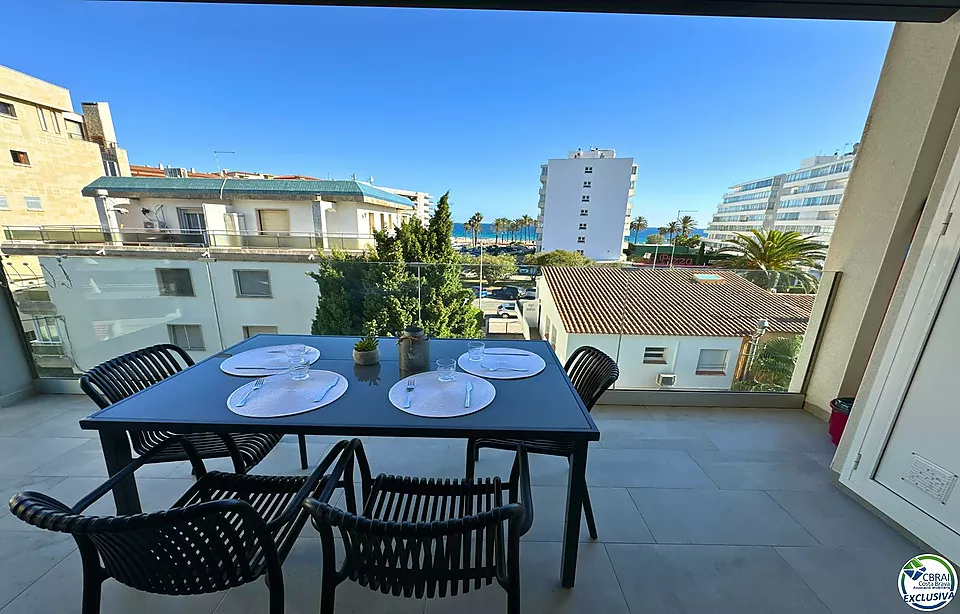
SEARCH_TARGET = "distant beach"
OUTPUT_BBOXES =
[451,223,705,246]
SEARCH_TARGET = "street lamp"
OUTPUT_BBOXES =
[668,209,698,268]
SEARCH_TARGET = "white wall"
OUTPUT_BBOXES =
[41,256,319,370]
[540,155,634,261]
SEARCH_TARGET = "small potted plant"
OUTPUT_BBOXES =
[353,334,380,366]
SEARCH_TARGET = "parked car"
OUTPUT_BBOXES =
[497,302,519,318]
[518,265,539,275]
[471,286,488,298]
[524,287,537,299]
[494,286,522,300]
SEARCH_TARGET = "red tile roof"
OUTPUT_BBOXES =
[542,267,811,337]
[273,174,320,180]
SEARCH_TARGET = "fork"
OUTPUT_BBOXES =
[403,378,417,408]
[481,364,528,372]
[235,378,264,407]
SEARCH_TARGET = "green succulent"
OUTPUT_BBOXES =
[354,334,379,352]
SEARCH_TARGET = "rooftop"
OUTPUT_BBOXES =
[0,394,921,614]
[542,267,811,336]
[81,176,416,208]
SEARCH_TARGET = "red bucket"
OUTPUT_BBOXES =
[828,397,854,446]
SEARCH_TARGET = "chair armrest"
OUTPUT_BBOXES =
[71,435,202,514]
[265,439,353,532]
[215,433,247,474]
[508,443,534,536]
[302,438,369,518]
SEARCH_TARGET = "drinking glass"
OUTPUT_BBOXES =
[467,341,485,362]
[437,358,456,382]
[286,344,310,381]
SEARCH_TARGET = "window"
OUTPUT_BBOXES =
[577,236,585,243]
[36,108,47,131]
[0,195,8,210]
[643,347,667,364]
[235,269,272,298]
[33,317,61,344]
[156,268,195,297]
[631,165,638,175]
[696,349,729,375]
[24,197,41,211]
[0,101,15,118]
[167,324,205,351]
[576,249,584,255]
[579,223,587,230]
[580,209,589,216]
[51,111,60,133]
[584,166,593,174]
[257,209,291,233]
[65,119,84,140]
[10,150,30,165]
[581,195,590,202]
[243,325,279,338]
[583,181,591,188]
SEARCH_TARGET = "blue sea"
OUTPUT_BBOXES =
[452,223,705,242]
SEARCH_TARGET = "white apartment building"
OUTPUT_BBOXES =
[368,184,433,223]
[704,147,857,247]
[536,148,637,261]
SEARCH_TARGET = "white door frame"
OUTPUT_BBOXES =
[840,146,960,556]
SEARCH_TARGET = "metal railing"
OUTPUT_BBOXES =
[2,225,380,252]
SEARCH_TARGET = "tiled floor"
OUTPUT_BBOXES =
[0,395,943,613]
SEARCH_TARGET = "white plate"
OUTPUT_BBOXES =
[457,349,546,380]
[388,372,495,418]
[220,344,321,376]
[227,370,347,418]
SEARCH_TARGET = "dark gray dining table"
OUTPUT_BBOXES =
[80,334,600,587]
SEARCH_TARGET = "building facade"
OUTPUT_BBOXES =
[536,148,637,261]
[0,65,130,287]
[704,147,857,248]
[367,184,434,222]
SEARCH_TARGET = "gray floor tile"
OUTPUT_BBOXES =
[461,445,574,486]
[0,437,89,475]
[768,489,922,555]
[424,542,629,614]
[697,421,837,453]
[777,546,947,614]
[629,488,818,546]
[586,448,717,488]
[0,531,77,609]
[15,409,97,438]
[356,439,454,479]
[689,450,835,491]
[523,486,653,543]
[0,550,226,614]
[595,419,718,450]
[804,452,837,468]
[607,544,830,614]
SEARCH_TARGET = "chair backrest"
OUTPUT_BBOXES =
[564,346,620,411]
[306,475,524,599]
[8,491,275,596]
[80,344,194,409]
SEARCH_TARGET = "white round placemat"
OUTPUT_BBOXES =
[389,372,495,418]
[227,370,347,418]
[220,345,321,376]
[457,349,546,380]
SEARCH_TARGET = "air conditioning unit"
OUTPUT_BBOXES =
[657,373,677,388]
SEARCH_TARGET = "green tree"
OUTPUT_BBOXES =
[732,335,802,392]
[717,229,826,291]
[630,215,648,244]
[464,212,483,248]
[493,217,511,245]
[394,216,426,263]
[523,249,593,267]
[427,191,456,261]
[520,214,535,242]
[673,234,701,248]
[665,221,681,243]
[645,233,665,245]
[657,227,668,241]
[309,250,366,335]
[678,215,698,237]
[362,232,418,335]
[458,253,518,285]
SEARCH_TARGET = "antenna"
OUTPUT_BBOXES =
[214,151,235,172]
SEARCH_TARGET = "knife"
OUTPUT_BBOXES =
[234,366,288,370]
[464,381,473,408]
[314,375,340,402]
[482,350,530,356]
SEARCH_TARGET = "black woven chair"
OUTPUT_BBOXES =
[80,343,310,473]
[8,436,353,614]
[466,345,619,539]
[303,438,533,614]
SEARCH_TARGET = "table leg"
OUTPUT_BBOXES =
[561,440,588,588]
[99,430,141,515]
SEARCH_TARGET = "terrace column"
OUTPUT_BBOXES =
[313,199,334,253]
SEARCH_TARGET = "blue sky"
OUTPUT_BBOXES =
[4,2,892,225]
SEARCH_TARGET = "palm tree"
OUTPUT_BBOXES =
[464,212,483,248]
[666,221,681,244]
[520,214,535,242]
[513,218,524,243]
[733,336,802,392]
[718,228,827,291]
[657,227,669,241]
[678,215,698,237]
[629,215,648,244]
[493,217,510,245]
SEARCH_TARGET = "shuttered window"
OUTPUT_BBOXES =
[257,209,291,233]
